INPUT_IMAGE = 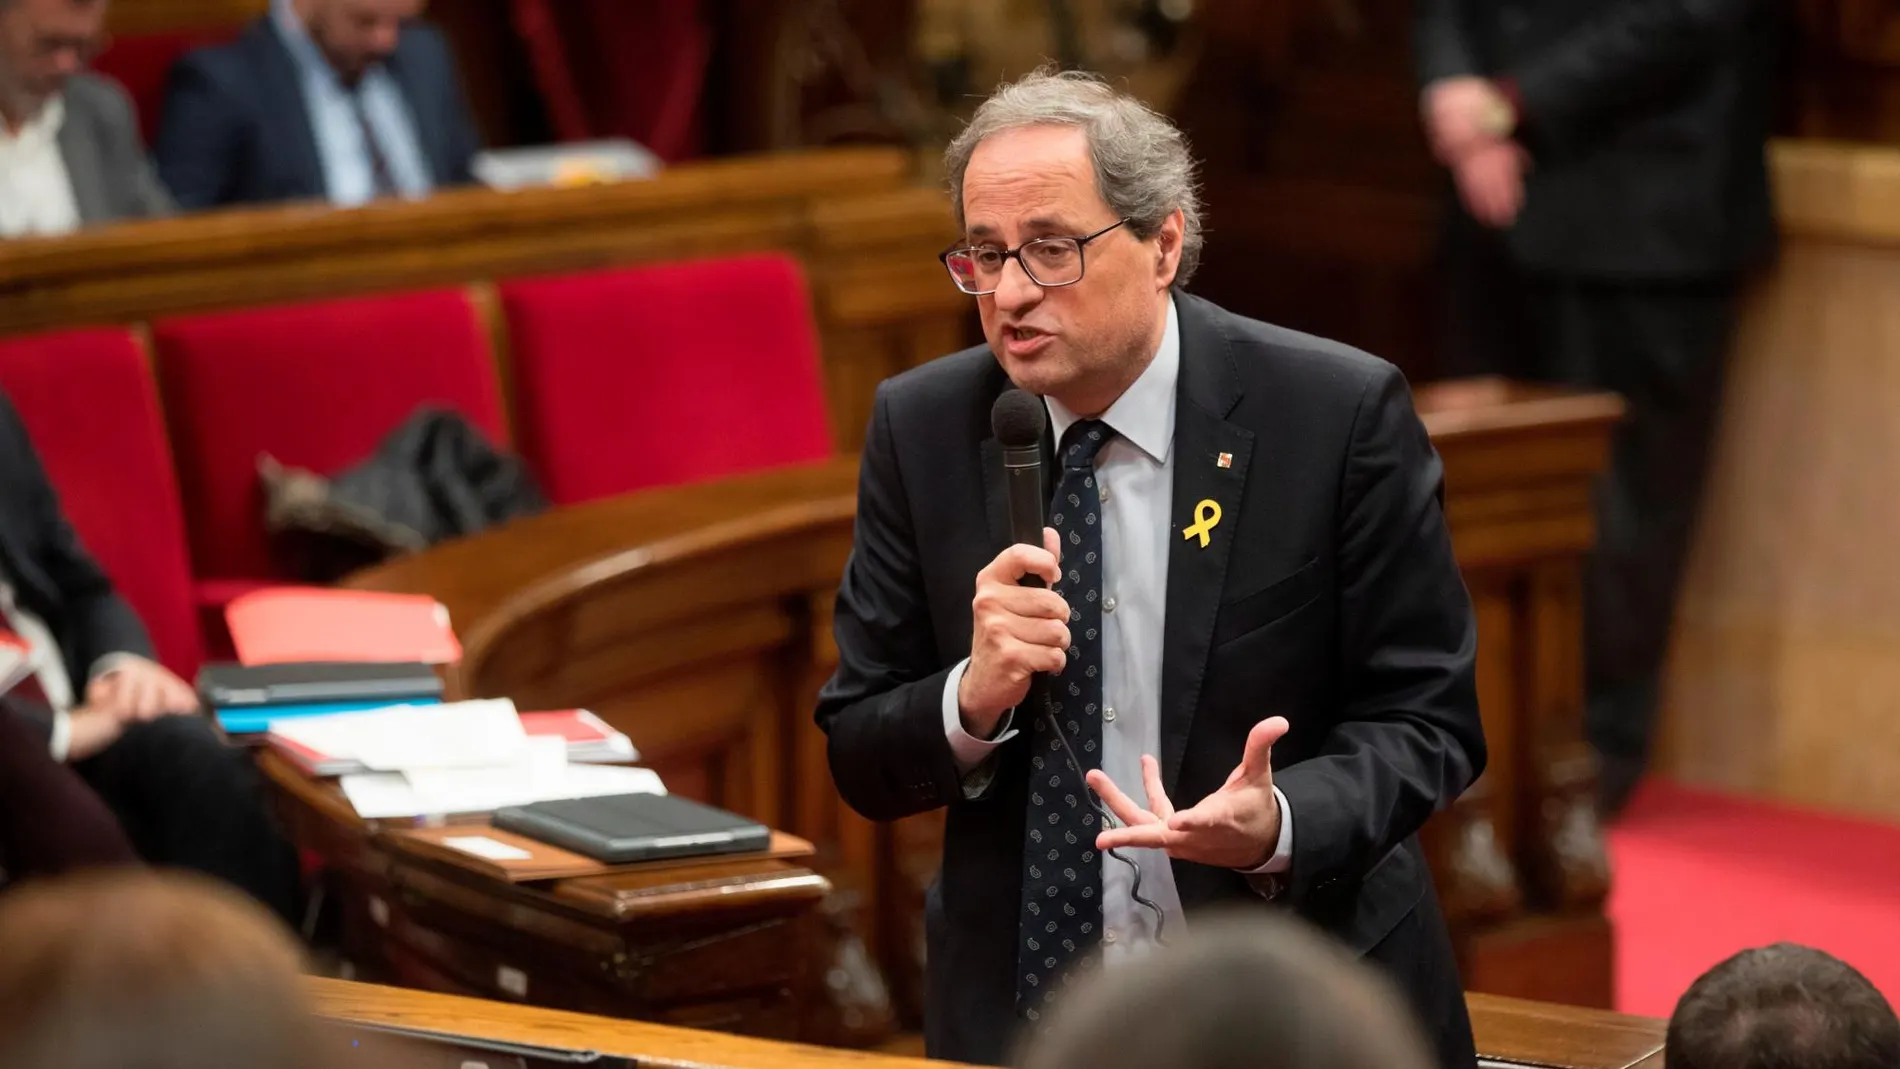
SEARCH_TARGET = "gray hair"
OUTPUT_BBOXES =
[944,68,1205,287]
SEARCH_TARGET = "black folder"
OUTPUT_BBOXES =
[195,661,443,708]
[492,792,770,865]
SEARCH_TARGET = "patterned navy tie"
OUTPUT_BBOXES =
[1017,418,1114,1025]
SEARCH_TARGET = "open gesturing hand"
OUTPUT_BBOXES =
[1086,716,1289,870]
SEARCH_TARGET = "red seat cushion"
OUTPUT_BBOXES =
[0,328,204,678]
[151,289,506,586]
[500,253,833,505]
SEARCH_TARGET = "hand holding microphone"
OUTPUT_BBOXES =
[959,527,1069,738]
[958,389,1071,738]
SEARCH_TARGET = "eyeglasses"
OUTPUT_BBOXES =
[939,219,1128,296]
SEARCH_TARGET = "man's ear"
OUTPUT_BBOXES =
[1154,209,1185,289]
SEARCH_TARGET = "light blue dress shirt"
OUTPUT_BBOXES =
[272,0,433,206]
[941,296,1293,964]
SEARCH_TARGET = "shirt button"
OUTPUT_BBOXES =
[1103,707,1116,722]
[1103,929,1118,945]
[1103,596,1117,613]
[1099,484,1111,503]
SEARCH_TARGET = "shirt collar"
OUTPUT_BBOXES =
[273,0,373,89]
[0,95,65,148]
[1044,295,1180,465]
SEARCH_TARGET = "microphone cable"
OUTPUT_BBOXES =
[1038,687,1169,946]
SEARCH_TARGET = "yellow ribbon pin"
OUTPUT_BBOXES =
[1182,499,1222,548]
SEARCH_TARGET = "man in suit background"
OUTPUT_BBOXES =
[1413,0,1779,813]
[818,69,1485,1068]
[155,0,479,210]
[0,390,299,918]
[0,0,173,238]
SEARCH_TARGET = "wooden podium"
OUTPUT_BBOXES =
[260,754,835,1039]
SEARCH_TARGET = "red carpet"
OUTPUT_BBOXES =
[1607,779,1900,1018]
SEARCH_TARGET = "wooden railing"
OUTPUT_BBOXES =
[310,978,1668,1069]
[0,147,970,453]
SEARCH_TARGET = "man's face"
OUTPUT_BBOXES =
[959,124,1181,416]
[0,0,106,120]
[300,0,423,84]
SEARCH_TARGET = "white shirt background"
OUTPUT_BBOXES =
[0,97,81,239]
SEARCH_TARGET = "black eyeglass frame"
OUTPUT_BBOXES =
[937,219,1130,295]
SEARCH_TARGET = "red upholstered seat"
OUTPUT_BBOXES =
[151,289,507,603]
[0,328,204,678]
[92,28,240,146]
[500,253,833,505]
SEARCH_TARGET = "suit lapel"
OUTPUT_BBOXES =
[1160,295,1253,796]
[257,19,327,198]
[55,106,111,224]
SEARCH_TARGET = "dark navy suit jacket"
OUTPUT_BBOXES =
[154,17,479,210]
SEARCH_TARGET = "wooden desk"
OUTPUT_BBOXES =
[335,378,1624,1024]
[309,978,1666,1069]
[260,753,836,1040]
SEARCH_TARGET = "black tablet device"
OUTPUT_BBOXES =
[492,792,770,864]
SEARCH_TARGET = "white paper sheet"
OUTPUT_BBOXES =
[273,699,529,771]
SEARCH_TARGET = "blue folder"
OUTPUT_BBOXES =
[215,697,442,736]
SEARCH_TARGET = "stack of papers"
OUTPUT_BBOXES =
[266,699,664,819]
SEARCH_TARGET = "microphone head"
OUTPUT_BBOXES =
[991,389,1047,449]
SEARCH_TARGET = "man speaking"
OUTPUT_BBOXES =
[816,69,1485,1068]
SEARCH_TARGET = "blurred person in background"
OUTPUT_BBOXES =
[156,0,479,210]
[0,701,137,884]
[0,871,338,1069]
[1,388,300,920]
[0,0,172,238]
[1019,911,1434,1069]
[1413,0,1780,814]
[1665,942,1900,1069]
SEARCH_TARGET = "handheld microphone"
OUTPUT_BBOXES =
[990,389,1049,587]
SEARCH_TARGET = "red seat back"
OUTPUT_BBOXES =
[151,289,507,585]
[92,28,241,145]
[0,328,203,677]
[500,253,833,505]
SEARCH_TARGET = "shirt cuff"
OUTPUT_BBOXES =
[87,652,144,683]
[1239,786,1294,875]
[941,658,1019,774]
[48,704,72,762]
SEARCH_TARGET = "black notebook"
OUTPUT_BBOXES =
[196,661,443,708]
[492,792,770,865]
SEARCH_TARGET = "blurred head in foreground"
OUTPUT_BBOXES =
[0,870,333,1069]
[1666,942,1900,1069]
[1017,911,1433,1069]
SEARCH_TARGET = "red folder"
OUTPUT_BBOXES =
[226,587,463,666]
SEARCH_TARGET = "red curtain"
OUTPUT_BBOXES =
[511,0,709,163]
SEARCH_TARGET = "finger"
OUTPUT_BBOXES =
[989,586,1071,621]
[980,542,1061,588]
[1237,716,1289,784]
[164,678,199,714]
[1140,755,1174,821]
[1096,823,1178,852]
[998,636,1070,678]
[1084,769,1157,828]
[1043,526,1062,568]
[86,674,117,707]
[999,613,1070,652]
[132,676,164,721]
